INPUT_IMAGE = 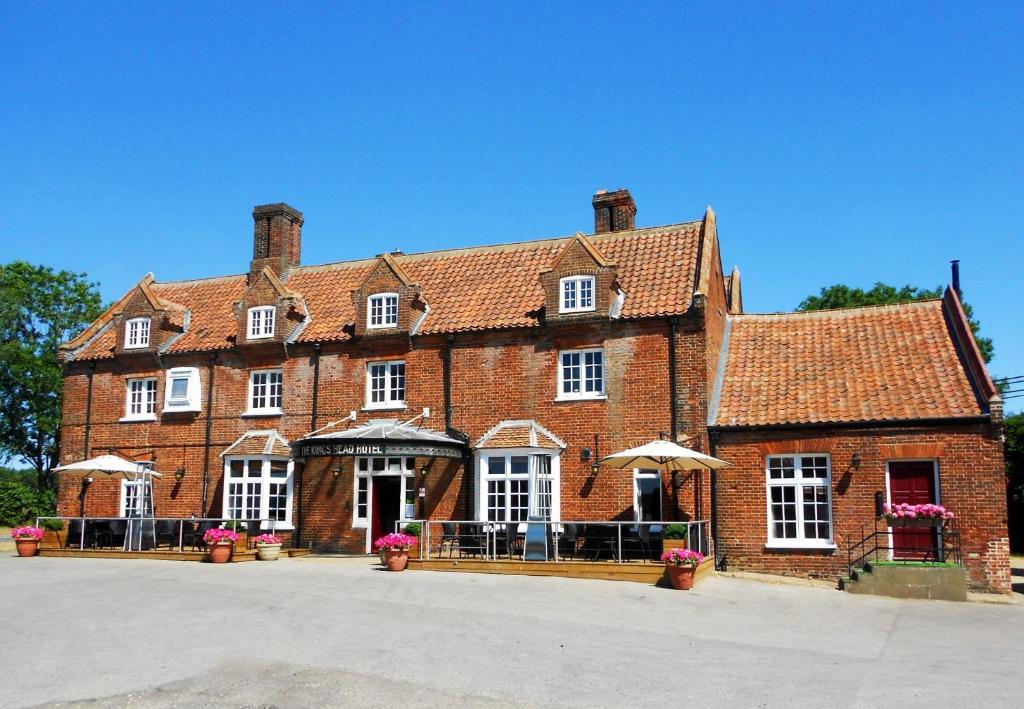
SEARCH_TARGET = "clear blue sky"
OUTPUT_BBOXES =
[2,2,1021,410]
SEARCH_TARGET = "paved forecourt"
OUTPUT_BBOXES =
[1,555,1022,708]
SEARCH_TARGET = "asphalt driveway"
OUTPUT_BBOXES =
[1,555,1022,708]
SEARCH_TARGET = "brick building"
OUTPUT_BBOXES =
[56,190,1009,592]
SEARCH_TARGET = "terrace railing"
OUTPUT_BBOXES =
[395,519,710,563]
[34,516,278,553]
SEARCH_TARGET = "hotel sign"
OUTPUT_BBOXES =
[292,439,464,460]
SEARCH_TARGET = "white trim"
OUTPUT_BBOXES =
[883,459,941,561]
[246,368,284,415]
[474,448,561,524]
[556,348,605,400]
[353,456,417,553]
[633,468,663,522]
[163,367,202,413]
[365,360,406,410]
[367,293,399,329]
[247,306,276,339]
[559,275,596,314]
[222,456,294,530]
[764,453,834,547]
[119,479,152,516]
[124,317,150,349]
[124,377,157,420]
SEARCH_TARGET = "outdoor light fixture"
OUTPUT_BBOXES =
[581,447,592,461]
[591,462,600,475]
[174,466,186,482]
[852,452,862,470]
[332,467,342,478]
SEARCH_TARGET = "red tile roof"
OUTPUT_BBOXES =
[74,221,704,359]
[710,298,986,427]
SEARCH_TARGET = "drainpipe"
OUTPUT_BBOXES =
[200,352,218,513]
[295,343,321,548]
[83,362,96,458]
[667,317,680,520]
[709,430,722,571]
[443,335,473,518]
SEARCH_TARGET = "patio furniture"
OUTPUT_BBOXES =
[66,519,96,549]
[457,524,485,558]
[89,520,115,549]
[505,523,523,559]
[108,519,128,548]
[439,522,458,558]
[246,519,262,548]
[188,521,214,551]
[153,520,177,550]
[557,523,581,560]
[636,524,653,562]
[581,524,619,562]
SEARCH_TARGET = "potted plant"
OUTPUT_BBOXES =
[12,526,44,557]
[253,533,283,561]
[204,528,240,563]
[222,520,250,551]
[883,503,955,528]
[662,524,689,553]
[661,548,704,590]
[373,532,417,571]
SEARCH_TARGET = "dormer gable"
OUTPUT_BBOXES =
[233,266,307,346]
[113,274,188,355]
[540,233,620,322]
[352,253,426,337]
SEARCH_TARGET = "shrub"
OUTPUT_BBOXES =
[663,523,689,540]
[402,522,422,537]
[0,481,56,526]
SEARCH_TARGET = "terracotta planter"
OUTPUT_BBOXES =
[663,538,688,553]
[42,530,61,550]
[666,564,697,590]
[15,538,41,557]
[384,548,409,572]
[208,541,234,564]
[257,543,282,561]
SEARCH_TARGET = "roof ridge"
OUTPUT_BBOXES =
[732,299,942,320]
[151,273,248,287]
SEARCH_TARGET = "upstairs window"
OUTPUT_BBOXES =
[368,293,399,329]
[124,378,157,421]
[248,369,284,414]
[366,361,405,409]
[163,367,202,413]
[247,306,276,339]
[125,317,151,349]
[559,276,595,313]
[558,349,605,400]
[766,455,833,548]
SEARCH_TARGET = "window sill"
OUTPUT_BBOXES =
[558,308,597,315]
[242,410,284,418]
[553,395,608,403]
[352,521,368,529]
[119,415,157,423]
[764,541,837,551]
[246,334,275,341]
[362,405,407,412]
[261,523,294,531]
[163,407,200,415]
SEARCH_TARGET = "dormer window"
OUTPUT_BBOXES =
[559,276,595,313]
[125,317,151,349]
[368,293,399,329]
[247,306,276,339]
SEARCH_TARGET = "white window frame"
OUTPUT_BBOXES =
[364,360,406,410]
[765,454,835,549]
[556,348,606,401]
[367,293,399,329]
[119,479,153,517]
[222,457,294,530]
[125,317,151,349]
[633,469,663,522]
[247,369,284,415]
[353,456,417,552]
[163,367,202,413]
[247,306,276,339]
[559,276,596,313]
[122,377,157,421]
[474,449,561,526]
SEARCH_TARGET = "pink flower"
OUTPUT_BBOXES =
[203,528,240,545]
[11,526,44,540]
[253,534,281,545]
[660,548,704,567]
[373,533,418,551]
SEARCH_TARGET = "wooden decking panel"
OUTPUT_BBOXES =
[38,549,257,562]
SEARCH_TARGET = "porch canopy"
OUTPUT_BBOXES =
[597,440,731,471]
[291,419,466,460]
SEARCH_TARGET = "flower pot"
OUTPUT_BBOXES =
[208,541,234,564]
[666,564,697,590]
[663,538,688,553]
[257,543,282,561]
[384,548,409,572]
[15,539,40,558]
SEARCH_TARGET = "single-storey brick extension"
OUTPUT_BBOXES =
[56,190,1009,592]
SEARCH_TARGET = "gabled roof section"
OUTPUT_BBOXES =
[358,252,417,290]
[710,299,989,428]
[474,420,567,450]
[245,266,296,300]
[221,430,291,458]
[542,232,614,273]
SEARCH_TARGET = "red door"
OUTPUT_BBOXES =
[888,461,937,559]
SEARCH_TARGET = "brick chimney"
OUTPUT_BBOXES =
[592,189,636,234]
[250,203,303,280]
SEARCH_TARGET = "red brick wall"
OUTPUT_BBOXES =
[712,424,1010,593]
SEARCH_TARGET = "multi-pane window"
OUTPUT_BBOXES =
[125,317,150,349]
[558,349,605,399]
[366,361,405,408]
[247,306,275,339]
[224,458,293,527]
[368,293,399,328]
[125,378,157,419]
[481,454,556,522]
[766,455,832,545]
[121,480,153,516]
[249,369,283,413]
[559,276,595,313]
[353,457,416,528]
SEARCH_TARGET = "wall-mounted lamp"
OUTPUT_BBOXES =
[83,477,93,486]
[174,467,186,482]
[852,452,862,470]
[332,467,342,478]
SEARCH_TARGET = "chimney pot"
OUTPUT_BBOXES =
[950,259,961,295]
[592,188,636,234]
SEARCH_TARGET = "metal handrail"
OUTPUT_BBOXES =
[847,517,962,578]
[394,519,711,563]
[34,515,277,553]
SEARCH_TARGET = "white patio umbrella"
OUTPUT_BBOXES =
[597,439,731,471]
[54,454,163,479]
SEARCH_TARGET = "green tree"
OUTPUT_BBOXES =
[1006,413,1024,504]
[798,282,994,363]
[0,262,103,490]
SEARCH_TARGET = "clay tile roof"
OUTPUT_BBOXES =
[71,220,703,358]
[710,300,986,427]
[221,430,291,458]
[475,420,567,450]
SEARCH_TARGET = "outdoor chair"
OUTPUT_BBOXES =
[636,524,653,563]
[108,519,128,548]
[457,524,485,558]
[439,522,458,558]
[89,520,114,549]
[153,520,178,550]
[557,523,581,560]
[246,519,263,548]
[505,522,523,560]
[581,524,619,562]
[189,521,214,551]
[65,519,95,549]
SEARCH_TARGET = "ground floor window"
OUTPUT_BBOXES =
[223,457,293,528]
[476,451,559,522]
[766,455,832,547]
[120,480,153,516]
[633,469,663,521]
